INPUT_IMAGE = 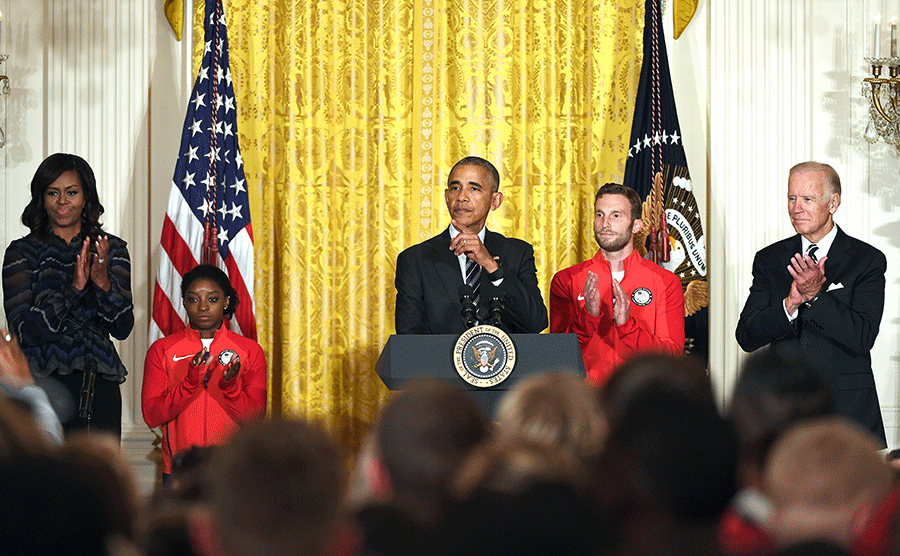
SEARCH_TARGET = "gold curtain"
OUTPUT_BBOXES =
[201,0,644,453]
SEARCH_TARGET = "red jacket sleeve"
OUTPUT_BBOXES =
[141,339,203,429]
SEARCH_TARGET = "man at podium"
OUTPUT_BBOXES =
[394,156,548,335]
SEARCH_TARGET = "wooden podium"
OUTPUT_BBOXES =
[375,333,586,418]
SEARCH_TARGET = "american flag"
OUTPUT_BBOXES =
[151,0,257,342]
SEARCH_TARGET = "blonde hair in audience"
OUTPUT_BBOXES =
[495,371,607,464]
[764,416,893,547]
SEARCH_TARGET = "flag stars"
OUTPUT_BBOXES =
[224,96,235,114]
[652,132,662,145]
[225,68,233,87]
[223,122,234,138]
[192,92,206,111]
[204,40,212,55]
[642,134,651,148]
[235,150,243,168]
[218,202,229,220]
[228,202,243,221]
[218,227,229,245]
[190,119,203,136]
[213,120,224,136]
[231,177,246,194]
[186,146,199,164]
[182,171,196,189]
[670,130,681,144]
[201,173,216,190]
[198,198,212,217]
[198,66,209,84]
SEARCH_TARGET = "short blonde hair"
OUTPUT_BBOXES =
[495,372,607,464]
[764,416,892,547]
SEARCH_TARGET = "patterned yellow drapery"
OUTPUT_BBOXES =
[198,0,644,453]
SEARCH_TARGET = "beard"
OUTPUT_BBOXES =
[595,229,633,252]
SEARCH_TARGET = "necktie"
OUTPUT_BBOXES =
[465,258,482,306]
[807,244,819,263]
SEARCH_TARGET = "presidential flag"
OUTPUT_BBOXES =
[622,0,708,363]
[151,0,257,342]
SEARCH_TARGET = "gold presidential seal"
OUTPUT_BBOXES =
[453,325,516,388]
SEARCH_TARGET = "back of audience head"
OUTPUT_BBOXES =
[729,345,835,489]
[0,452,137,555]
[763,416,893,550]
[429,438,613,556]
[495,371,606,466]
[62,432,140,542]
[200,418,344,556]
[374,378,490,526]
[600,351,712,429]
[598,385,737,556]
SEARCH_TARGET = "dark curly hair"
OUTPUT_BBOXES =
[21,153,106,241]
[180,264,239,318]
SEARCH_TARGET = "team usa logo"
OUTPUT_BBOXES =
[453,325,517,388]
[218,349,239,366]
[631,287,652,306]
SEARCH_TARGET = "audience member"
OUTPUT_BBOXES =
[763,417,899,555]
[599,351,712,430]
[720,345,836,556]
[3,153,134,438]
[62,432,141,542]
[0,453,139,555]
[495,370,607,467]
[194,418,345,556]
[426,438,612,556]
[369,379,491,527]
[598,385,738,556]
[0,327,63,446]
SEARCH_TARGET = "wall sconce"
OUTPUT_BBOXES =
[863,15,900,145]
[862,57,900,145]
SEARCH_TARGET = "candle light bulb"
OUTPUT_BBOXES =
[875,14,882,58]
[892,17,898,58]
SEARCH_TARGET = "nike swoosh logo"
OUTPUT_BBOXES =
[173,354,194,362]
[577,294,585,301]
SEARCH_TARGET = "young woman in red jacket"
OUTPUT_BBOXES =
[142,264,266,478]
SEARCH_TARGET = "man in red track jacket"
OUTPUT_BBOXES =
[550,183,684,385]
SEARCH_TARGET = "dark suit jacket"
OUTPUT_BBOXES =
[735,226,887,445]
[395,228,548,335]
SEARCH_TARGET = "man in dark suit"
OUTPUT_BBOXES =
[736,161,887,446]
[394,156,548,335]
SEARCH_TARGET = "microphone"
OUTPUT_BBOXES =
[459,284,478,329]
[79,359,98,421]
[488,296,505,327]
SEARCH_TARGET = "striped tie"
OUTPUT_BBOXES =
[465,258,481,306]
[807,244,819,263]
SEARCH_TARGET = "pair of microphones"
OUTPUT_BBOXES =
[459,284,504,329]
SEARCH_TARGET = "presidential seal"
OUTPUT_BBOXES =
[631,287,652,306]
[453,325,516,388]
